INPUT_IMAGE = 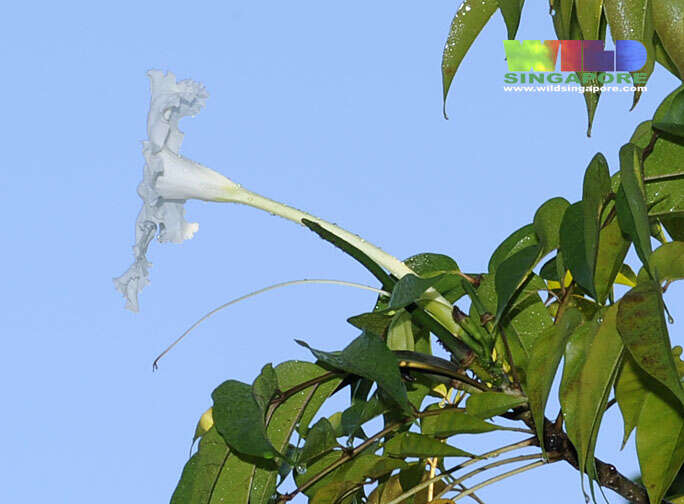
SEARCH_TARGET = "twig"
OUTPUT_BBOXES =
[553,285,575,324]
[451,270,480,285]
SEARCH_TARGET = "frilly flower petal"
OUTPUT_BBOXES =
[113,221,154,312]
[115,70,237,311]
[146,69,209,154]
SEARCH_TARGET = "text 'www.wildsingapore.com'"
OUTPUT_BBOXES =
[503,80,647,94]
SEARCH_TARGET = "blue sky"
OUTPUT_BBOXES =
[1,1,681,502]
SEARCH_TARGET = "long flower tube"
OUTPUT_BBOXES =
[114,70,460,340]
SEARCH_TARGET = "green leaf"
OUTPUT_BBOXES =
[404,253,467,303]
[489,224,539,273]
[644,137,684,218]
[500,293,555,383]
[616,143,653,268]
[661,215,684,241]
[252,363,278,414]
[534,197,571,257]
[296,367,344,438]
[653,86,684,137]
[654,32,681,78]
[604,0,656,108]
[630,100,684,220]
[389,273,444,310]
[576,0,605,39]
[466,391,527,418]
[342,454,408,481]
[310,481,357,504]
[442,0,499,116]
[294,450,344,498]
[526,307,584,450]
[615,353,651,447]
[594,216,630,304]
[212,380,276,459]
[637,381,684,504]
[387,310,415,351]
[296,452,406,500]
[494,245,541,323]
[582,153,611,297]
[297,333,412,414]
[560,202,596,296]
[637,241,684,283]
[551,0,574,39]
[347,311,394,338]
[340,394,388,439]
[630,119,653,147]
[652,0,684,78]
[559,305,623,486]
[617,281,684,406]
[171,428,255,504]
[497,0,525,39]
[300,418,339,463]
[421,408,509,437]
[540,256,560,282]
[398,462,426,496]
[383,432,474,458]
[564,7,603,135]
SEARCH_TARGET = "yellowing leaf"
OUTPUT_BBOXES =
[192,407,214,444]
[547,270,573,290]
[432,384,449,399]
[615,271,637,287]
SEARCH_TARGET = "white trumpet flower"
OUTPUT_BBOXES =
[114,71,459,338]
[114,70,241,311]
